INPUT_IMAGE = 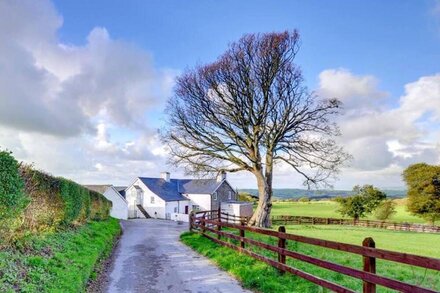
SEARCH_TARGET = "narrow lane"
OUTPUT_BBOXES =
[104,219,251,293]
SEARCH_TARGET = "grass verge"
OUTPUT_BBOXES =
[180,231,322,293]
[0,218,121,293]
[181,229,440,292]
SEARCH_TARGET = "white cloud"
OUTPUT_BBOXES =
[0,0,176,186]
[318,68,387,110]
[0,0,438,191]
[319,70,440,188]
[0,0,169,137]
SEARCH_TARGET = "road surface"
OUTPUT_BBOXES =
[104,219,251,293]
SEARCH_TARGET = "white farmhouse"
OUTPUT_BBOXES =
[125,172,237,221]
[84,185,128,220]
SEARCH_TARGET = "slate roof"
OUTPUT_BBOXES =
[138,177,222,202]
[113,186,127,198]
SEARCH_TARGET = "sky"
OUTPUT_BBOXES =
[0,0,439,190]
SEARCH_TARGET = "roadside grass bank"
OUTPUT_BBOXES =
[0,218,121,293]
[180,231,321,293]
[271,200,424,224]
[182,227,440,292]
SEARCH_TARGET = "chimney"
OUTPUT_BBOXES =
[161,172,170,182]
[217,171,226,182]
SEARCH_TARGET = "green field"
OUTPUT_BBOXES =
[183,198,439,292]
[182,225,440,292]
[271,199,426,224]
[279,225,440,257]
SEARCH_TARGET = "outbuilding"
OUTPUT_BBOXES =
[84,185,128,220]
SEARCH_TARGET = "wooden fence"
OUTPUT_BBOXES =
[271,215,440,233]
[189,210,440,293]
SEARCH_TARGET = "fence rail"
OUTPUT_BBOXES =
[271,215,440,233]
[189,211,440,293]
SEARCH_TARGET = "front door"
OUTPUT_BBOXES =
[185,205,189,214]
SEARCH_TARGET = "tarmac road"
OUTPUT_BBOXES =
[104,219,251,293]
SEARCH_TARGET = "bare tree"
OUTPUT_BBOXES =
[162,31,350,227]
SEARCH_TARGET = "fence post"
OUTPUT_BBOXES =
[217,207,222,240]
[240,220,245,249]
[202,213,206,234]
[189,211,194,232]
[362,237,376,293]
[278,226,286,273]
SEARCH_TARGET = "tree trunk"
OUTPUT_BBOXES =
[248,153,274,228]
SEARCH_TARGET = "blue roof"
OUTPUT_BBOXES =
[138,177,222,202]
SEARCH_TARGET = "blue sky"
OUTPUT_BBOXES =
[53,0,440,98]
[0,0,439,189]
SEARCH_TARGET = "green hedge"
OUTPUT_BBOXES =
[0,151,29,220]
[0,151,111,245]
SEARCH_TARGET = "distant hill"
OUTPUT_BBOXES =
[238,188,406,200]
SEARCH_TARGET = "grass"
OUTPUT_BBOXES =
[0,218,121,293]
[182,226,440,293]
[280,225,440,258]
[181,232,322,293]
[271,199,426,224]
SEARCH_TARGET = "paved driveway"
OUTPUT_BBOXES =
[104,219,251,293]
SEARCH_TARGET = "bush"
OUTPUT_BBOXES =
[374,200,397,221]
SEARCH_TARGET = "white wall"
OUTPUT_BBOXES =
[126,178,193,219]
[165,200,190,219]
[171,213,189,222]
[125,179,141,218]
[126,178,166,219]
[185,193,211,211]
[221,202,253,221]
[103,187,128,220]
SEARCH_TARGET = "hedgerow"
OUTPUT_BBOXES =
[0,151,29,220]
[0,151,111,246]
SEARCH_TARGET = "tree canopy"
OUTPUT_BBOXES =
[403,163,440,224]
[336,185,386,220]
[162,31,349,227]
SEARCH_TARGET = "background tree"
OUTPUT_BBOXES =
[336,185,386,220]
[403,163,440,224]
[237,192,258,203]
[374,199,396,221]
[162,31,350,227]
[298,197,310,203]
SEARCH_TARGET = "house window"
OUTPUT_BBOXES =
[174,207,178,213]
[213,192,217,200]
[150,196,155,204]
[192,205,200,211]
[228,191,232,200]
